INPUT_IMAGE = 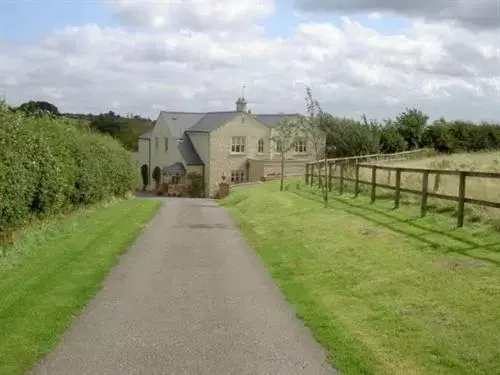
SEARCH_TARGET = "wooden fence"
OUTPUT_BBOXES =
[305,152,500,227]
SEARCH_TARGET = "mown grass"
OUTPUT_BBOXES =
[221,181,500,375]
[0,198,161,375]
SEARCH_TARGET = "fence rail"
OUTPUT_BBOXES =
[304,154,500,228]
[306,148,431,167]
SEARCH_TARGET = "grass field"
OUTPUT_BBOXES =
[0,198,161,375]
[221,181,500,375]
[331,151,500,223]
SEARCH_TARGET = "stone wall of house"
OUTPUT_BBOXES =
[208,112,271,197]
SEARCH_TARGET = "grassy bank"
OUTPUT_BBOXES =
[0,198,160,375]
[221,181,500,375]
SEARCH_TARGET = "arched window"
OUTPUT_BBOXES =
[257,138,264,153]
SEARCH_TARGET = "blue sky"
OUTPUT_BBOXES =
[1,0,498,121]
[1,0,408,42]
[0,0,115,42]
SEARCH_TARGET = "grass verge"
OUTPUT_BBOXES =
[0,198,161,375]
[221,181,500,375]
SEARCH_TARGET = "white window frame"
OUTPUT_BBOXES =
[230,170,245,184]
[164,137,168,151]
[257,138,264,153]
[231,136,246,153]
[155,137,159,149]
[294,139,307,153]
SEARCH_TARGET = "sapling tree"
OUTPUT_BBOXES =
[271,116,300,191]
[301,87,330,207]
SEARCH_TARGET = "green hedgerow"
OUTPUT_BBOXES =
[0,101,137,238]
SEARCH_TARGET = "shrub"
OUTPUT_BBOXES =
[152,166,161,189]
[0,102,137,239]
[186,172,204,197]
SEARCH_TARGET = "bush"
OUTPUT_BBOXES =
[325,116,380,158]
[152,166,161,189]
[0,101,137,237]
[186,172,204,197]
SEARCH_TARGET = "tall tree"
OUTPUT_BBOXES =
[18,100,60,116]
[396,107,429,149]
[271,116,300,191]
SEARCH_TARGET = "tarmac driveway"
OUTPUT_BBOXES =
[30,198,338,375]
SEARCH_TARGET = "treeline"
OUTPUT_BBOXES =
[13,100,154,151]
[323,108,500,158]
[0,100,138,240]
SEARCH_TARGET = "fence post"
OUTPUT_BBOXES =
[305,163,309,184]
[328,162,333,192]
[310,163,314,186]
[457,172,467,228]
[433,173,440,192]
[371,166,377,203]
[339,162,345,195]
[420,170,429,217]
[354,164,360,197]
[394,169,401,209]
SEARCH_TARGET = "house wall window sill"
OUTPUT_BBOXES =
[229,152,247,156]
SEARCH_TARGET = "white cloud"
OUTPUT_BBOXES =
[294,0,500,30]
[0,0,500,122]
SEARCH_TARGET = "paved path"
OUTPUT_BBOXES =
[30,198,338,375]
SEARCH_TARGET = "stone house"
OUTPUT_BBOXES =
[134,97,315,197]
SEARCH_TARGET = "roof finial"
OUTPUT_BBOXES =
[241,85,246,99]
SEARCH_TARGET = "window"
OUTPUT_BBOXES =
[276,140,283,153]
[231,136,246,153]
[231,170,245,184]
[155,137,159,149]
[294,139,307,153]
[257,138,264,153]
[164,137,168,151]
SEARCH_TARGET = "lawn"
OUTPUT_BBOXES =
[221,181,500,375]
[0,198,161,375]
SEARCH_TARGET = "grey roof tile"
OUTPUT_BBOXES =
[163,162,186,174]
[187,112,238,132]
[254,114,299,128]
[139,130,153,138]
[159,111,206,137]
[178,134,204,165]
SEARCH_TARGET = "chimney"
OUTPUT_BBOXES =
[236,97,247,112]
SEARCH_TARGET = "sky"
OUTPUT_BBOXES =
[0,0,500,121]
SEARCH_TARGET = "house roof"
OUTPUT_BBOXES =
[254,114,299,128]
[163,162,186,175]
[178,134,204,165]
[138,109,299,165]
[188,111,239,132]
[139,130,153,139]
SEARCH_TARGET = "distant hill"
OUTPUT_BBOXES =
[63,111,154,151]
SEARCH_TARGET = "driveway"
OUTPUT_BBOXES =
[30,198,338,375]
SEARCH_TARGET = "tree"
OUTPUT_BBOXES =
[301,87,330,207]
[18,100,60,116]
[395,107,429,149]
[271,116,300,191]
[141,164,149,190]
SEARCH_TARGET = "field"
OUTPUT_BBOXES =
[331,151,500,223]
[221,181,500,375]
[0,198,160,375]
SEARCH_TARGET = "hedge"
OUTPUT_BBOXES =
[0,101,138,238]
